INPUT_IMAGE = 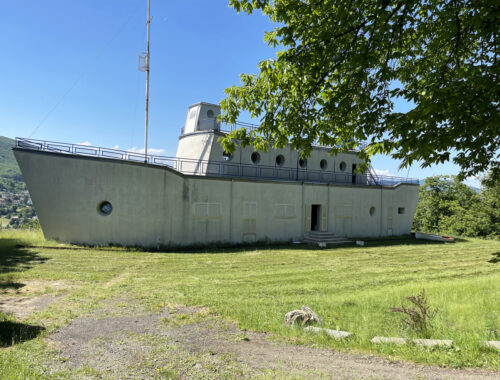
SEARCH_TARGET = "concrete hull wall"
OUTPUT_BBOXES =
[14,149,419,247]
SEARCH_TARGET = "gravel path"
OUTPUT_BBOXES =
[47,305,500,379]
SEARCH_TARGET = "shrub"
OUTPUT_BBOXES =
[391,289,438,337]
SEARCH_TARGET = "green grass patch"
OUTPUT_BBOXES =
[0,229,499,375]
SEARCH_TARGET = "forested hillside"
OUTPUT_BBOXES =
[0,136,25,193]
[0,136,36,228]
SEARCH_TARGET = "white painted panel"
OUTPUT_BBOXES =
[305,205,311,232]
[321,205,328,231]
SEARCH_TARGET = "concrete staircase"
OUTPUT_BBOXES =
[303,231,353,246]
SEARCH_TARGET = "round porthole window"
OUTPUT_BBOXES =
[98,201,113,216]
[207,109,215,118]
[276,154,285,167]
[320,159,328,170]
[223,151,232,161]
[369,206,376,216]
[339,161,347,171]
[299,158,307,168]
[251,152,261,164]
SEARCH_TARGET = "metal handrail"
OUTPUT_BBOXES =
[15,137,419,186]
[181,118,369,153]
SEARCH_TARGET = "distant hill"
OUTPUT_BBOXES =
[418,177,481,193]
[0,136,25,193]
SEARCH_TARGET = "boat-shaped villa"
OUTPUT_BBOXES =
[14,102,419,247]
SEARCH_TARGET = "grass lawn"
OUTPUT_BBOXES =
[0,229,499,377]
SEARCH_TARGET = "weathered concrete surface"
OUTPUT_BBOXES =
[371,336,453,347]
[371,336,407,345]
[304,326,352,339]
[14,128,418,247]
[413,338,453,348]
[483,341,500,350]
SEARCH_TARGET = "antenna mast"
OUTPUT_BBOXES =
[143,0,151,162]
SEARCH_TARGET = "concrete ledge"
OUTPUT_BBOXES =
[371,336,453,347]
[483,341,500,350]
[304,326,352,339]
[371,336,406,345]
[413,338,453,348]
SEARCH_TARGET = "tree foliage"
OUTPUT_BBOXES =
[221,0,499,178]
[413,173,499,237]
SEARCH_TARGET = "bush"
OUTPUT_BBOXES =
[413,173,499,238]
[391,289,438,338]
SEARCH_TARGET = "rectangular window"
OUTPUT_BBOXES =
[274,204,296,219]
[398,207,405,214]
[193,203,221,219]
[243,201,257,218]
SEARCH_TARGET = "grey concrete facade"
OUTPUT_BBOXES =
[14,149,418,247]
[13,101,419,247]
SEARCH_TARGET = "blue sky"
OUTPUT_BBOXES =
[0,0,480,186]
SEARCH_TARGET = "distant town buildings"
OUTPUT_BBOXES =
[0,189,35,228]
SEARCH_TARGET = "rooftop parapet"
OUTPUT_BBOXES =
[14,138,419,187]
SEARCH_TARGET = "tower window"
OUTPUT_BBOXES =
[339,161,346,171]
[320,159,328,170]
[223,151,232,161]
[299,158,307,168]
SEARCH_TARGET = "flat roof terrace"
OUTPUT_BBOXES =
[15,138,419,187]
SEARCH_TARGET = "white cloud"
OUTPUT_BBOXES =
[372,168,392,177]
[464,175,481,189]
[76,141,92,146]
[127,147,166,155]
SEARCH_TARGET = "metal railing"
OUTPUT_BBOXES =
[15,137,419,186]
[181,119,258,136]
[181,118,369,153]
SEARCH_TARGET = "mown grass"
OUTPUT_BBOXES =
[0,229,499,377]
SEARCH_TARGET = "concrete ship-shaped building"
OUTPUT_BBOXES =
[13,102,419,247]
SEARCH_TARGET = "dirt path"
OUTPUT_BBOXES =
[0,280,70,320]
[46,304,499,379]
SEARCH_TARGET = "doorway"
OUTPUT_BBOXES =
[352,164,357,184]
[311,204,321,231]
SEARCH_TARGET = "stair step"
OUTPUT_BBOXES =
[307,233,346,238]
[303,236,351,240]
[305,235,342,239]
[303,237,353,245]
[302,229,352,245]
[307,231,342,235]
[303,239,353,245]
